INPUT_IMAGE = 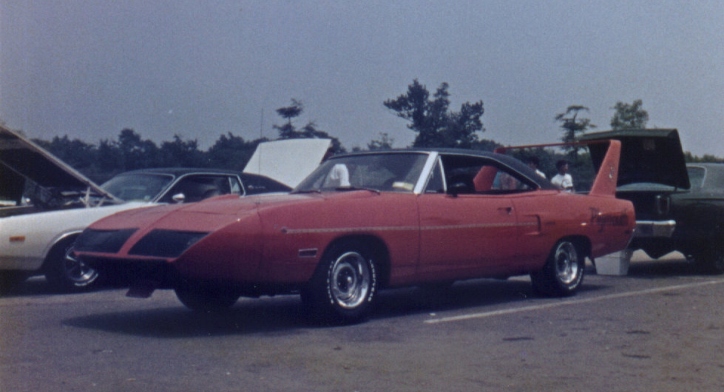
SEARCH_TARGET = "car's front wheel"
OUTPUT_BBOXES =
[531,239,585,296]
[44,239,100,292]
[302,240,378,325]
[175,285,239,312]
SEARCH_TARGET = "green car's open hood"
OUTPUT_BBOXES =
[580,129,690,190]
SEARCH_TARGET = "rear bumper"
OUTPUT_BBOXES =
[634,220,676,238]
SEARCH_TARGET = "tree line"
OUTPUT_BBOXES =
[26,80,723,185]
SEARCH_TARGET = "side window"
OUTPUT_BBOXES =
[160,175,232,203]
[229,176,242,195]
[440,155,487,195]
[490,168,533,192]
[438,154,535,195]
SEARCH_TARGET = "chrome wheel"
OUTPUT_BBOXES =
[303,240,379,324]
[553,241,579,285]
[329,251,371,309]
[62,247,99,286]
[45,240,100,292]
[530,239,584,297]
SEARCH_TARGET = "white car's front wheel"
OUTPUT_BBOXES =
[44,238,100,292]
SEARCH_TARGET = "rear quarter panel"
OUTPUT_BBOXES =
[511,191,634,269]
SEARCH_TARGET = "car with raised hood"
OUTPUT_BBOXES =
[582,129,724,273]
[74,140,635,324]
[0,125,330,293]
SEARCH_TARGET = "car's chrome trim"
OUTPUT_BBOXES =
[298,248,319,258]
[282,221,537,235]
[633,220,676,238]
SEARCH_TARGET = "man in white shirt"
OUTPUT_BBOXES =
[551,159,573,192]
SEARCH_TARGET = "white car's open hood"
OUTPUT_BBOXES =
[0,125,113,205]
[243,138,331,188]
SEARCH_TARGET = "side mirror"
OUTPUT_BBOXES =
[448,182,469,197]
[172,193,186,203]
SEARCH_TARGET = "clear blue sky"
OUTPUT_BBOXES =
[1,0,722,155]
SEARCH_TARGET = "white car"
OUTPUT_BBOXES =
[0,126,331,293]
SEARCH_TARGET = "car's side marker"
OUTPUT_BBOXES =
[298,248,318,258]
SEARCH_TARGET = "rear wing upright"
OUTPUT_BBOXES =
[495,139,622,197]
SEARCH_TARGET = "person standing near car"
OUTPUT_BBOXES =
[551,159,574,192]
[527,156,546,179]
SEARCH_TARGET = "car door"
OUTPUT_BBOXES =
[416,155,523,280]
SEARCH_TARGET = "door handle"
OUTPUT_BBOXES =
[499,207,513,215]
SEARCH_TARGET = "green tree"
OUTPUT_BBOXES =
[206,133,262,171]
[273,99,345,153]
[367,132,395,150]
[157,135,205,168]
[384,80,484,148]
[555,105,595,159]
[610,99,649,130]
[33,135,97,173]
[117,128,159,170]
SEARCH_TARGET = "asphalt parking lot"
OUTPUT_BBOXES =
[2,252,724,391]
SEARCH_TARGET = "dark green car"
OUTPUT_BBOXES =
[671,163,724,272]
[582,129,724,273]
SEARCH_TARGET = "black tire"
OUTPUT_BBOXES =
[44,238,100,293]
[302,240,378,325]
[530,239,584,297]
[175,285,239,313]
[0,271,28,295]
[696,243,724,275]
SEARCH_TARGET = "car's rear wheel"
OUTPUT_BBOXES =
[175,285,239,312]
[531,239,584,296]
[302,240,378,325]
[697,243,724,275]
[44,239,100,292]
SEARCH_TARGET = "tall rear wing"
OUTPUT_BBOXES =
[495,139,622,197]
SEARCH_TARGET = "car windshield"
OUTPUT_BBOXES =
[101,173,174,202]
[294,153,429,193]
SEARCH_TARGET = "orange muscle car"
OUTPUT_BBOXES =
[74,141,634,324]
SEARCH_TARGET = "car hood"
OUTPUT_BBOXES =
[580,129,690,190]
[87,190,385,234]
[0,125,112,203]
[243,138,331,188]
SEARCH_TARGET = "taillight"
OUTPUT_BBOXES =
[655,194,670,215]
